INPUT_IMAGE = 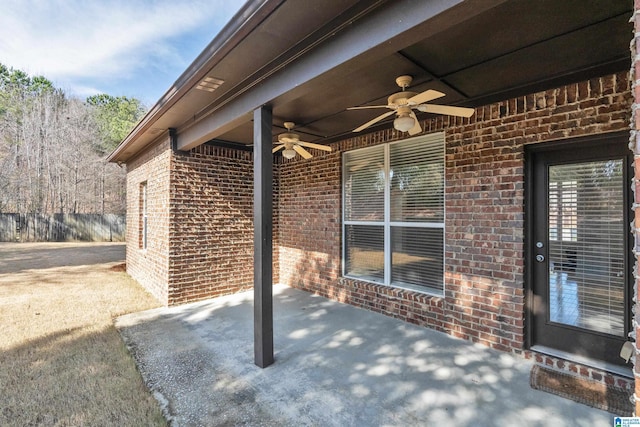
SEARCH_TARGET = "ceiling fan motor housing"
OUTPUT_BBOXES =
[388,91,418,107]
[278,132,299,143]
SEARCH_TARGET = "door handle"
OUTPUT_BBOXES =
[536,254,545,263]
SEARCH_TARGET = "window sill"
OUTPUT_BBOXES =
[388,280,444,298]
[342,275,444,298]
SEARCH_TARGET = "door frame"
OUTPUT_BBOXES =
[524,130,633,368]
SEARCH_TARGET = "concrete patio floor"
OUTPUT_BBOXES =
[116,284,616,426]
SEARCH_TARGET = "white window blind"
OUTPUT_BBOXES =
[548,160,625,336]
[344,145,384,222]
[391,226,444,291]
[344,224,384,282]
[343,133,445,293]
[390,138,444,223]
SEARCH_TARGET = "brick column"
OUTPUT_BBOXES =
[632,0,640,416]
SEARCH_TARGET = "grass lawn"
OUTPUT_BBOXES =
[0,242,166,426]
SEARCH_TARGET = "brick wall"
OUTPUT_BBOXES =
[167,144,279,305]
[278,151,342,298]
[278,71,632,385]
[125,136,172,305]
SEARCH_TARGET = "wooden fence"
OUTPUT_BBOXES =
[0,214,126,242]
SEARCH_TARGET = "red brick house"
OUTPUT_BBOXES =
[109,0,640,411]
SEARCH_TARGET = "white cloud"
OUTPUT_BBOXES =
[0,0,243,99]
[63,83,105,99]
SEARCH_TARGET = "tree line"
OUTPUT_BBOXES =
[0,63,146,215]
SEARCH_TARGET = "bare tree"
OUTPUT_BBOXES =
[0,64,135,215]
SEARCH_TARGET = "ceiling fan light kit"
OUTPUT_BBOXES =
[394,114,415,132]
[393,106,415,132]
[282,148,296,159]
[348,75,475,135]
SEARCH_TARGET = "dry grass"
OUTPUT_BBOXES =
[0,242,166,426]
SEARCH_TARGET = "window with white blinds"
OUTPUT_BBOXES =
[343,133,445,293]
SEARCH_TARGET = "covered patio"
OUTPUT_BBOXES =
[116,284,613,426]
[108,0,638,416]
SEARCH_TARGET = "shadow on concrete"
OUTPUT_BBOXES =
[117,284,614,426]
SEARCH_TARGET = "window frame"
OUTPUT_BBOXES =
[341,132,446,295]
[140,181,148,250]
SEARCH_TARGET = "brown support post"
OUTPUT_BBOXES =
[253,105,274,368]
[632,2,640,415]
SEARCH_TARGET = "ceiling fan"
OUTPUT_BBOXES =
[273,122,332,159]
[348,75,475,135]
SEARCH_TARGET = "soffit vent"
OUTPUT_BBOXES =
[196,76,225,92]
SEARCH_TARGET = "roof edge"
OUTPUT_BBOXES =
[108,0,285,163]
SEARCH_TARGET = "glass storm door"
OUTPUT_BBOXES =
[528,135,631,367]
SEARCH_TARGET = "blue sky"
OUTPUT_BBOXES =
[0,0,244,107]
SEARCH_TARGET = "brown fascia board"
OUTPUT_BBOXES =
[107,0,285,163]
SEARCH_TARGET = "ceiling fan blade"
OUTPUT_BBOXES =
[347,105,393,110]
[293,144,313,159]
[353,110,396,132]
[297,141,332,152]
[407,111,422,136]
[407,89,445,106]
[418,104,475,118]
[272,144,285,153]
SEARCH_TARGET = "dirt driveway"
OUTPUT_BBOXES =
[0,242,165,426]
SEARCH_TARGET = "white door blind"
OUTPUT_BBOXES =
[548,160,625,336]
